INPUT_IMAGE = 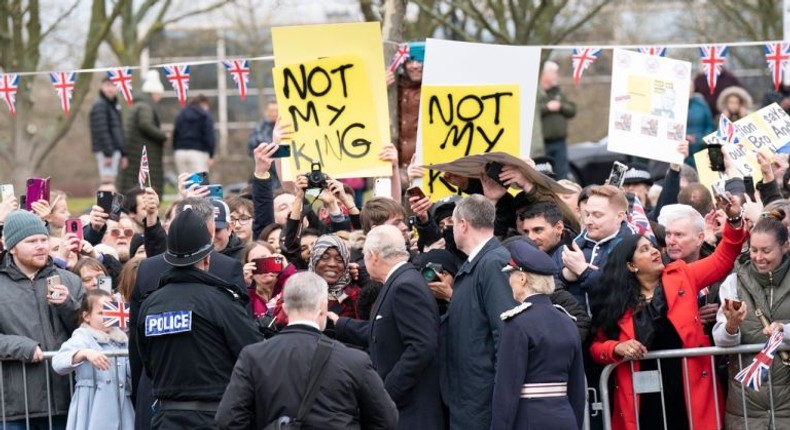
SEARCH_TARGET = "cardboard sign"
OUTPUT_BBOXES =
[420,84,520,199]
[272,22,390,178]
[607,49,691,164]
[272,55,389,178]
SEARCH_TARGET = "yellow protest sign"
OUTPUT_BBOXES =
[420,84,520,201]
[272,22,390,178]
[272,55,390,179]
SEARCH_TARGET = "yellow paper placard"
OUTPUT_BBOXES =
[420,84,520,201]
[272,22,390,178]
[272,55,390,179]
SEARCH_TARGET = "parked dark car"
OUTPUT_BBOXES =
[567,137,628,186]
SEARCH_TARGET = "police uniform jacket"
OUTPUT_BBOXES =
[216,324,398,430]
[136,266,261,402]
[490,294,585,430]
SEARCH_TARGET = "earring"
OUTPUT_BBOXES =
[633,268,639,273]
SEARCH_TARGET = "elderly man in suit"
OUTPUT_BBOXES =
[331,225,444,430]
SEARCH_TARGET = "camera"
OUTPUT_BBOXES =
[306,163,328,189]
[421,263,443,282]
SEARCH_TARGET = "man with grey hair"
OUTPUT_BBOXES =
[130,197,247,430]
[539,60,576,179]
[217,272,398,430]
[331,225,444,429]
[442,195,518,430]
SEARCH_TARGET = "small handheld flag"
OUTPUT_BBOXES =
[627,196,655,242]
[163,64,191,107]
[102,299,130,330]
[735,331,784,391]
[699,45,728,95]
[50,71,77,115]
[388,44,410,73]
[571,47,602,85]
[718,115,741,145]
[764,42,790,91]
[139,145,150,189]
[0,74,19,116]
[222,59,250,100]
[106,68,134,106]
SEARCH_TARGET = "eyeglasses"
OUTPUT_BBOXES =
[109,228,134,238]
[230,216,252,225]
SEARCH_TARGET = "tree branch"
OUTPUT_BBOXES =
[160,0,235,27]
[551,0,613,45]
[359,0,381,22]
[411,0,474,41]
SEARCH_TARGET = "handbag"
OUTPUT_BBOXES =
[262,337,334,430]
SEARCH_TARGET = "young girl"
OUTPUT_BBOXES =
[52,289,134,430]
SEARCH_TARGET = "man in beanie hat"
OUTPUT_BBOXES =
[137,208,260,430]
[0,210,83,428]
[118,69,167,196]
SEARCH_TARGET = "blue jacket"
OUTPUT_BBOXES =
[686,94,715,167]
[172,106,215,157]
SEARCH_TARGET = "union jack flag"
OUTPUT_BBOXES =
[571,47,601,85]
[163,64,190,107]
[735,331,784,391]
[106,67,134,106]
[102,299,130,330]
[388,44,410,73]
[638,47,667,57]
[138,145,150,189]
[627,195,655,241]
[764,42,790,91]
[718,114,741,145]
[0,73,19,116]
[222,59,250,100]
[50,71,76,115]
[699,45,728,95]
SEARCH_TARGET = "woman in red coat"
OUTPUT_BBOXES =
[590,199,747,430]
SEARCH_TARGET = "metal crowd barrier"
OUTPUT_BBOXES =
[0,350,128,430]
[598,343,790,430]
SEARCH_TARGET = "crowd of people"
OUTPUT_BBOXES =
[3,49,790,430]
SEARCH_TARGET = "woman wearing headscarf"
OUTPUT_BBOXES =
[309,234,361,319]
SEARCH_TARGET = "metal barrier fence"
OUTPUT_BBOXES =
[1,350,128,430]
[599,343,790,430]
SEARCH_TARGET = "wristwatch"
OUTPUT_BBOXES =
[254,171,271,180]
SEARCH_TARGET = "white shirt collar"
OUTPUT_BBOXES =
[288,320,320,330]
[385,261,408,284]
[467,237,493,263]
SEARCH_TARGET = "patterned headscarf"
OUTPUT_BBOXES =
[308,234,351,297]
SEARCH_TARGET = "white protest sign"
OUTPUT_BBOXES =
[607,49,691,164]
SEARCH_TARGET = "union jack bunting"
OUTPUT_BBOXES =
[222,59,250,100]
[50,71,76,115]
[571,47,602,85]
[638,47,667,57]
[0,74,19,116]
[764,42,790,91]
[102,299,130,330]
[138,145,150,189]
[388,44,410,73]
[106,68,134,106]
[718,114,742,145]
[735,331,784,391]
[627,196,655,241]
[699,45,728,95]
[163,64,191,107]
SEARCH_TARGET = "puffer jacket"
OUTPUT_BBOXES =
[0,253,83,420]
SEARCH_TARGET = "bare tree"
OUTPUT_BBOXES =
[0,0,123,185]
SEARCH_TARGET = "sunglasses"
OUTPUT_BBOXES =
[109,228,134,238]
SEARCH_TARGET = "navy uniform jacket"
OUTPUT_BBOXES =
[441,237,518,430]
[490,294,585,430]
[336,263,444,430]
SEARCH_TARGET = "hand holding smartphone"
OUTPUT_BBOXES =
[607,162,628,188]
[46,275,62,300]
[65,219,84,243]
[253,256,284,274]
[485,162,507,188]
[406,186,426,200]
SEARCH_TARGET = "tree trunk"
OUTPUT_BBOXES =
[382,0,407,153]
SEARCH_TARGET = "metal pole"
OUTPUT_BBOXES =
[217,29,229,158]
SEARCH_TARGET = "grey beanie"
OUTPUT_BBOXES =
[2,210,48,250]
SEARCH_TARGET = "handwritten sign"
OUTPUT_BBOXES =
[607,49,691,164]
[273,55,390,179]
[420,85,520,200]
[272,22,390,178]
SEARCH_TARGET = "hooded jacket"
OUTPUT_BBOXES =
[89,90,125,156]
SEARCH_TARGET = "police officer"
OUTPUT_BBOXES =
[137,209,261,429]
[490,239,585,430]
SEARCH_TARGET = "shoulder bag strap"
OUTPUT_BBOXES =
[294,337,334,422]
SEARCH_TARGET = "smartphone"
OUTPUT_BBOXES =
[374,178,391,198]
[188,172,210,188]
[407,215,417,230]
[0,184,14,202]
[725,298,742,311]
[19,195,26,209]
[65,219,83,243]
[207,184,224,200]
[607,161,629,188]
[253,256,284,274]
[744,176,756,201]
[485,162,507,188]
[707,144,726,172]
[406,186,426,200]
[25,177,50,211]
[47,275,61,298]
[97,275,112,293]
[97,191,114,214]
[272,144,291,158]
[109,193,125,222]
